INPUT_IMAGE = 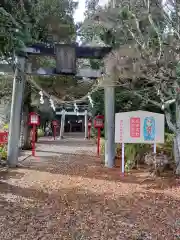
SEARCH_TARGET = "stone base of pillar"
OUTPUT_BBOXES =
[58,136,64,139]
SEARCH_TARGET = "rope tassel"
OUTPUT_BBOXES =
[39,90,44,104]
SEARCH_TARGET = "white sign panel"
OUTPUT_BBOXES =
[115,111,164,143]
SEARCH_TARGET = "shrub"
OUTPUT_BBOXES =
[100,139,122,156]
[3,124,9,130]
[37,128,44,137]
[157,133,174,157]
[0,144,7,160]
[100,132,174,171]
[125,144,151,171]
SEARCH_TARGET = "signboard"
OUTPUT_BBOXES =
[115,111,164,143]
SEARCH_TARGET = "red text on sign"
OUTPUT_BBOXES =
[130,117,140,138]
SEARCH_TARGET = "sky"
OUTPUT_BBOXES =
[73,0,170,23]
[73,0,109,23]
[73,0,86,23]
[73,0,171,43]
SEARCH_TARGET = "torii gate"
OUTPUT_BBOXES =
[0,43,115,168]
[55,109,92,139]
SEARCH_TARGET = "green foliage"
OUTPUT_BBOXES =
[158,133,174,157]
[124,144,137,171]
[81,0,167,116]
[0,1,34,56]
[0,0,79,109]
[120,6,131,20]
[3,123,8,130]
[124,144,151,171]
[0,144,7,160]
[164,133,174,145]
[0,0,77,57]
[90,87,162,122]
[124,133,175,170]
[37,128,44,138]
[100,132,175,171]
[100,139,122,156]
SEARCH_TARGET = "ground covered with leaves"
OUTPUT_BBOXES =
[0,137,180,240]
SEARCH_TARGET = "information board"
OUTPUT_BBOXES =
[115,111,164,143]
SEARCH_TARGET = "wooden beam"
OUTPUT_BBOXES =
[22,44,112,59]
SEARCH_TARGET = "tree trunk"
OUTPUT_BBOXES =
[164,111,180,174]
[174,101,180,174]
[174,134,180,174]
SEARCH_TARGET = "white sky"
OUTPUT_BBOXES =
[74,0,86,23]
[73,0,170,24]
[73,0,109,23]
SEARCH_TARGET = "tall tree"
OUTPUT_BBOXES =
[0,0,77,57]
[80,0,164,116]
[0,0,78,148]
[86,0,180,174]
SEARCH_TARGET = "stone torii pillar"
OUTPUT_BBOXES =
[104,75,115,168]
[7,56,26,167]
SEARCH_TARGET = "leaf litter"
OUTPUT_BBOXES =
[0,150,179,239]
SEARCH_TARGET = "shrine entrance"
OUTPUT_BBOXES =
[2,43,111,167]
[56,115,84,133]
[65,116,83,133]
[55,107,91,138]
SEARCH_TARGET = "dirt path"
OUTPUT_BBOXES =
[0,134,180,239]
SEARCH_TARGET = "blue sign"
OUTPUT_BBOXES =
[143,116,155,141]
